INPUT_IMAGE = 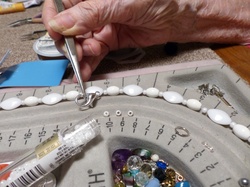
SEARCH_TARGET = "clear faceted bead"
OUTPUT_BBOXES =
[134,172,150,186]
[127,155,143,171]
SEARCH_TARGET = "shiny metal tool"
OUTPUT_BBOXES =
[0,49,11,75]
[53,0,99,109]
[0,49,11,67]
[20,29,47,41]
[8,17,43,27]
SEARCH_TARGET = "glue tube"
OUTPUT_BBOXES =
[0,1,25,14]
[0,117,101,187]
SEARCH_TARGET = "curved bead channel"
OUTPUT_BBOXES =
[112,148,189,186]
[0,84,249,143]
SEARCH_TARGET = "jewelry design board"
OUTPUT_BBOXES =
[0,59,249,187]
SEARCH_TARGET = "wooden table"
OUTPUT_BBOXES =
[212,44,250,84]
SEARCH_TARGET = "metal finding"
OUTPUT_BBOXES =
[175,126,190,137]
[75,92,101,110]
[198,83,233,108]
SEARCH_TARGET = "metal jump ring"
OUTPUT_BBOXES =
[75,91,100,110]
[175,126,190,137]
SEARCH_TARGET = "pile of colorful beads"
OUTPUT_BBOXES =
[112,148,190,187]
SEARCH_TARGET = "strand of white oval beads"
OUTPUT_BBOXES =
[0,84,249,143]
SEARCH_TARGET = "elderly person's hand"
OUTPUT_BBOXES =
[42,0,250,81]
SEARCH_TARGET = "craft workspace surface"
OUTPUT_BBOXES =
[1,5,250,83]
[0,60,250,187]
[0,5,221,73]
[0,3,250,187]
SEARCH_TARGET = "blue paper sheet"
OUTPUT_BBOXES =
[0,59,69,87]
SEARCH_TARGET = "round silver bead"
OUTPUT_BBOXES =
[238,178,249,187]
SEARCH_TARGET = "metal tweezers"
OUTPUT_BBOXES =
[53,0,98,109]
[8,17,43,27]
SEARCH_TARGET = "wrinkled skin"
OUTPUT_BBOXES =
[42,0,250,81]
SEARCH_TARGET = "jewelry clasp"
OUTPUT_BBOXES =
[75,92,100,110]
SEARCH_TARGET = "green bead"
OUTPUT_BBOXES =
[122,172,132,177]
[133,183,140,187]
[132,148,152,160]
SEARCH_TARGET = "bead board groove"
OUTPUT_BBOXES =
[0,60,249,187]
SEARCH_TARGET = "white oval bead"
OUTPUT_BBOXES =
[107,86,120,96]
[0,97,22,110]
[207,109,232,125]
[86,86,104,95]
[24,96,39,107]
[42,93,63,105]
[145,87,159,98]
[186,99,202,111]
[123,84,143,96]
[233,124,250,140]
[65,90,79,100]
[163,91,183,104]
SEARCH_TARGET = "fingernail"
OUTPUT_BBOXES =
[48,13,75,32]
[48,19,60,31]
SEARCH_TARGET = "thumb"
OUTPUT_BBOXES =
[48,0,115,36]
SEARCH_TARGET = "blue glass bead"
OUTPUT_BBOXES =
[130,169,140,176]
[145,178,160,187]
[156,160,167,170]
[175,181,191,187]
[153,168,166,182]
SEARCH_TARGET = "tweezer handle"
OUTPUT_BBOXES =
[65,37,86,95]
[31,17,43,23]
[54,0,65,12]
[53,0,86,96]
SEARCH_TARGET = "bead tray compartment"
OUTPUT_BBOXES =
[0,59,249,187]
